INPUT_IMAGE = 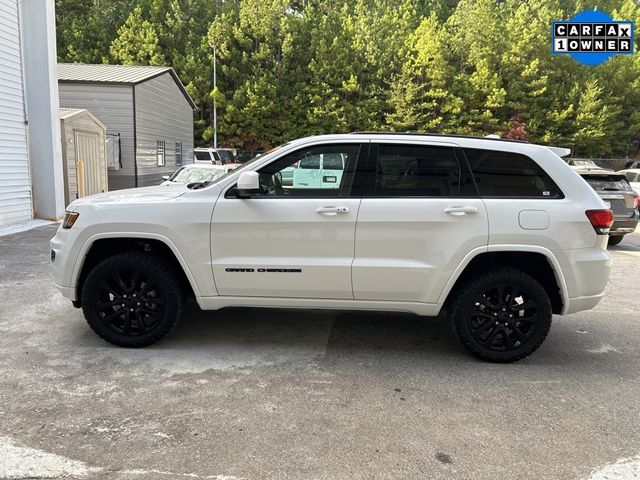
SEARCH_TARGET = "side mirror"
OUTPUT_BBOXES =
[236,171,260,197]
[162,175,170,181]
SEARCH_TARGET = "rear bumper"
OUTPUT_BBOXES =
[560,245,612,315]
[610,217,638,235]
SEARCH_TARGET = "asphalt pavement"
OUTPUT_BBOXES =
[0,224,638,480]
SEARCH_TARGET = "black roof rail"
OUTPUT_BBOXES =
[349,131,531,144]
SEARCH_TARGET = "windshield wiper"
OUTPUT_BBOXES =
[187,181,213,190]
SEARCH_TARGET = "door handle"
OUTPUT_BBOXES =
[444,206,478,216]
[316,206,349,215]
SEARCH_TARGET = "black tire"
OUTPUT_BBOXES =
[608,235,624,246]
[81,252,185,347]
[449,267,552,363]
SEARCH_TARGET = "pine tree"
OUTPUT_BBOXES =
[387,14,462,132]
[110,6,165,66]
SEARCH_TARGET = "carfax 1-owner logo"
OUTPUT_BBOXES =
[552,9,635,65]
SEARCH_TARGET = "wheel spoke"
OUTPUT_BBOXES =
[139,282,158,297]
[101,283,122,299]
[96,300,118,311]
[472,311,495,320]
[516,315,538,324]
[473,318,493,334]
[139,306,161,316]
[495,285,505,307]
[112,272,129,292]
[131,271,142,292]
[142,297,165,306]
[512,301,535,312]
[479,296,497,310]
[507,287,520,308]
[503,330,515,349]
[137,314,148,333]
[479,327,501,346]
[101,309,123,324]
[512,325,528,343]
[123,310,132,335]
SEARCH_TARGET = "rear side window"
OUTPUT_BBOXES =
[194,151,211,161]
[464,148,563,198]
[375,144,460,197]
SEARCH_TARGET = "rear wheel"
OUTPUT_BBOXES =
[608,235,624,246]
[449,267,552,363]
[81,252,185,347]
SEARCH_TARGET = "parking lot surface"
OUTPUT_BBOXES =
[0,224,639,480]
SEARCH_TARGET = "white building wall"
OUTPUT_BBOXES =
[21,0,65,218]
[0,0,31,225]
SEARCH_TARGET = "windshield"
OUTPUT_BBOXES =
[206,142,290,185]
[168,167,227,184]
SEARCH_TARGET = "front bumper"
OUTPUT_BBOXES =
[563,293,604,315]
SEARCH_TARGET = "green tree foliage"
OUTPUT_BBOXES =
[110,6,165,65]
[56,0,640,156]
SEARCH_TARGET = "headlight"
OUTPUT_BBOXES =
[62,211,80,229]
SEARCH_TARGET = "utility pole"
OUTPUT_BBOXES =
[212,44,217,149]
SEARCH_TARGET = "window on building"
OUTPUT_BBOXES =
[156,140,166,167]
[175,142,182,166]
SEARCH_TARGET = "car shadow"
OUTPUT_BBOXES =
[150,303,610,369]
[65,301,624,372]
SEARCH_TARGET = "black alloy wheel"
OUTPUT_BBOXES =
[449,267,552,362]
[467,283,539,352]
[81,252,185,347]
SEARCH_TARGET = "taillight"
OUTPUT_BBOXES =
[585,209,614,234]
[634,194,640,209]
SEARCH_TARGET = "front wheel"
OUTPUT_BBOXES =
[449,267,552,363]
[81,252,185,347]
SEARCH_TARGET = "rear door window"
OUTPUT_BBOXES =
[373,144,462,197]
[464,148,563,198]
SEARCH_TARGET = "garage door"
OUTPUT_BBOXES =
[0,0,32,225]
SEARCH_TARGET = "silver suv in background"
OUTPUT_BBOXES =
[568,161,639,245]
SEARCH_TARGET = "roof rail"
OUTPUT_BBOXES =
[349,131,531,144]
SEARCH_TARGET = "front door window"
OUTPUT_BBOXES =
[256,144,360,197]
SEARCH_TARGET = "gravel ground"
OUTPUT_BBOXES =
[0,224,638,480]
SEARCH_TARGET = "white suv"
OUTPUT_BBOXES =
[51,134,613,362]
